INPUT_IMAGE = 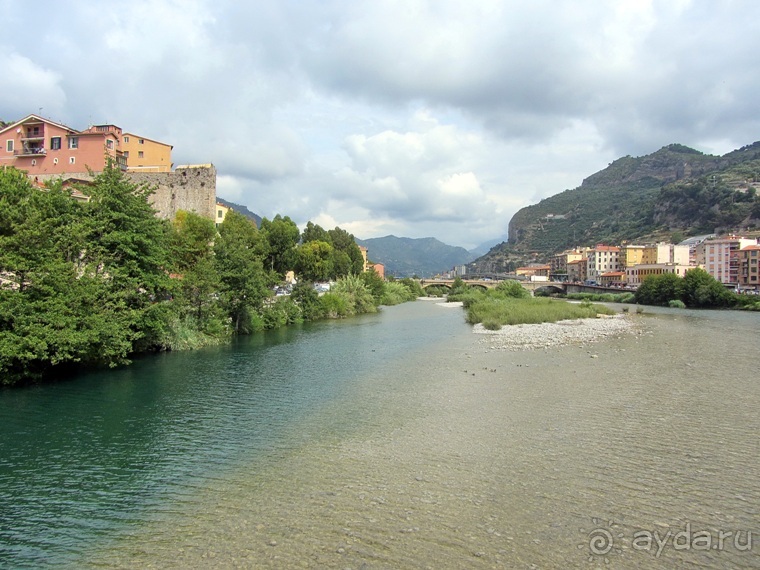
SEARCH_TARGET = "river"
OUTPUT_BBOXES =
[1,300,759,569]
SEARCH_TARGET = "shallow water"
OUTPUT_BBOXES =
[1,302,759,568]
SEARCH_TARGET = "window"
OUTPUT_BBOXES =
[106,139,114,150]
[6,140,13,153]
[123,151,129,158]
[138,139,144,144]
[51,137,62,150]
[138,151,144,158]
[123,136,130,143]
[218,210,223,218]
[68,137,79,149]
[69,157,75,164]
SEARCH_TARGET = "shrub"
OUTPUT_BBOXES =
[668,299,686,309]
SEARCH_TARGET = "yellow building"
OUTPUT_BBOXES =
[121,133,172,172]
[620,245,646,268]
[215,202,231,226]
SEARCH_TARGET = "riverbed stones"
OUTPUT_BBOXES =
[473,315,634,351]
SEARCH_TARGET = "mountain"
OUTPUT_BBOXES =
[216,198,262,226]
[356,235,476,277]
[470,142,760,271]
[468,236,507,258]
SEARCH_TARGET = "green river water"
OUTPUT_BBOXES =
[1,300,759,569]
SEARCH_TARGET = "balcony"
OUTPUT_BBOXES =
[14,147,46,157]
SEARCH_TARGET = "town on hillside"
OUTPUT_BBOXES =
[441,235,760,293]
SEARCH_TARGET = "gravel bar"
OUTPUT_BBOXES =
[473,314,636,350]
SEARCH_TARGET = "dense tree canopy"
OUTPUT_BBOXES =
[0,166,421,385]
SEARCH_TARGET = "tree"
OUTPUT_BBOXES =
[295,240,334,282]
[635,273,685,306]
[260,214,300,274]
[682,267,733,308]
[169,210,216,272]
[328,227,364,274]
[214,211,270,333]
[301,221,330,244]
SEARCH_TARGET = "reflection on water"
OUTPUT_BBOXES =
[1,302,759,569]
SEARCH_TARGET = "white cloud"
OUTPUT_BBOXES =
[2,0,759,248]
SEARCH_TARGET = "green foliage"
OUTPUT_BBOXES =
[295,240,334,282]
[291,282,325,321]
[261,297,302,329]
[635,273,685,306]
[214,210,270,334]
[566,292,635,303]
[0,164,173,384]
[493,279,531,299]
[681,267,734,308]
[169,210,215,271]
[329,274,377,316]
[634,268,735,309]
[260,214,300,275]
[319,292,350,318]
[0,164,421,384]
[301,221,330,244]
[399,277,424,297]
[379,281,418,306]
[668,299,687,309]
[360,270,386,303]
[465,296,614,327]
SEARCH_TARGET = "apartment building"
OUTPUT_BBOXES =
[738,245,760,289]
[642,242,690,265]
[620,245,646,268]
[696,236,758,284]
[586,245,620,282]
[550,250,585,276]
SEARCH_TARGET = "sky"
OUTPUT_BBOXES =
[1,1,759,249]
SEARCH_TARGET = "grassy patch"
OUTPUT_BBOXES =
[465,297,615,327]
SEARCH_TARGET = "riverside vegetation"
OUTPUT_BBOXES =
[446,278,615,330]
[0,165,423,386]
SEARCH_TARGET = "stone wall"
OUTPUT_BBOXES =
[31,164,217,220]
[128,164,217,220]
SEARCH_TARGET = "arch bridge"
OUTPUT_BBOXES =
[418,279,631,296]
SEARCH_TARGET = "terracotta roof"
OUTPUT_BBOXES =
[601,271,625,277]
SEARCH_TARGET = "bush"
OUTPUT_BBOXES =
[668,299,686,309]
[319,292,349,318]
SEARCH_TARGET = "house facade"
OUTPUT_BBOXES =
[121,133,172,172]
[1,114,170,176]
[1,115,126,176]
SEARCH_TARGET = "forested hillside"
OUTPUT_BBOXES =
[356,235,475,277]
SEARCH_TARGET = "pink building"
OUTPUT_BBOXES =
[1,114,127,176]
